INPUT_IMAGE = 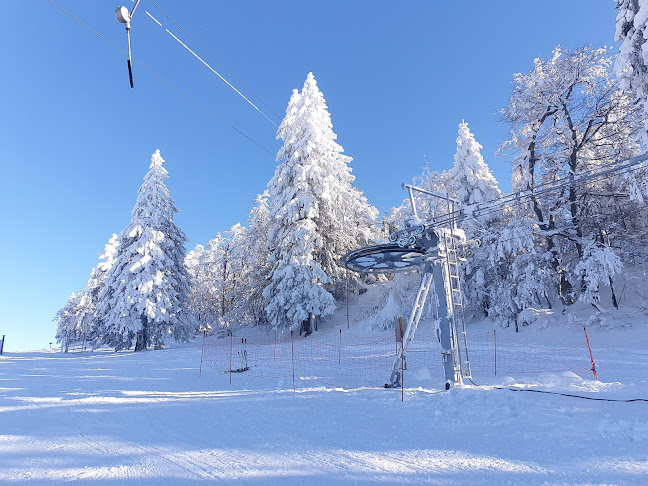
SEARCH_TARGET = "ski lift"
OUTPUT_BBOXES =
[115,1,141,88]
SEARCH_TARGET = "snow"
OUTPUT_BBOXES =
[1,318,647,484]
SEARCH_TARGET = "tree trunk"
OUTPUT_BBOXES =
[609,276,619,309]
[134,316,148,352]
[300,317,313,337]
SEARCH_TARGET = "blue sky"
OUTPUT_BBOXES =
[0,1,616,351]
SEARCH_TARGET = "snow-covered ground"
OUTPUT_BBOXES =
[1,316,647,485]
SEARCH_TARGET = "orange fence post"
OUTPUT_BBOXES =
[584,327,598,380]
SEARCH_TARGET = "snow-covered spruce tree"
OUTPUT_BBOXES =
[97,150,196,351]
[244,191,272,325]
[55,290,94,352]
[385,122,501,321]
[81,233,120,345]
[447,121,501,223]
[484,217,551,329]
[266,73,378,332]
[55,233,120,349]
[280,73,377,298]
[446,121,502,319]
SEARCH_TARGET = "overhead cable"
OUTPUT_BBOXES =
[147,0,283,123]
[45,0,276,158]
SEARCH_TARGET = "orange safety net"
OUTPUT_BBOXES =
[200,327,596,389]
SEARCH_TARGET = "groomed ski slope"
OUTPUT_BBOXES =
[1,321,647,485]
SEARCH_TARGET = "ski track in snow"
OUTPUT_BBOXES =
[1,333,647,486]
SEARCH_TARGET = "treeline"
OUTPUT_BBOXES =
[56,44,648,351]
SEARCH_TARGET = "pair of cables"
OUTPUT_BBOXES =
[47,0,280,158]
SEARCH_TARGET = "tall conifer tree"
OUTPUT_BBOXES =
[98,150,195,350]
[265,73,378,330]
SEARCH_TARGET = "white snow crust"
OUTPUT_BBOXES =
[1,315,647,485]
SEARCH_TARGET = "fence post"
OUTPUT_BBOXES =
[229,332,233,385]
[0,335,4,355]
[199,330,206,377]
[394,317,399,356]
[274,331,277,362]
[339,328,342,364]
[494,329,497,377]
[401,328,404,402]
[291,329,295,392]
[584,327,598,380]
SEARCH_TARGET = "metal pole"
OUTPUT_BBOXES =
[494,329,497,377]
[199,330,206,377]
[346,272,350,329]
[229,332,232,385]
[401,329,404,402]
[407,186,419,219]
[0,335,4,355]
[126,29,134,88]
[130,0,142,17]
[433,264,456,390]
[291,330,295,392]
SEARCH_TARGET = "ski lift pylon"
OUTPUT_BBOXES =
[115,1,141,88]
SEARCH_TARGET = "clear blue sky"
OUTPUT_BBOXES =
[0,1,616,351]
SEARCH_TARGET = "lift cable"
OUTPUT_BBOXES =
[45,0,276,159]
[145,8,279,129]
[428,152,648,227]
[146,0,283,124]
[137,3,394,215]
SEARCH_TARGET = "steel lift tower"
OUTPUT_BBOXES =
[343,184,475,390]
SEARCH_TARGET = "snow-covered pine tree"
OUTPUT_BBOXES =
[97,150,196,351]
[446,121,502,318]
[447,121,501,223]
[55,290,94,352]
[244,191,272,325]
[82,233,119,345]
[386,122,502,320]
[267,73,361,332]
[275,73,378,299]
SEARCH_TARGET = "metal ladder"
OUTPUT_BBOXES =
[442,227,472,381]
[389,268,434,387]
